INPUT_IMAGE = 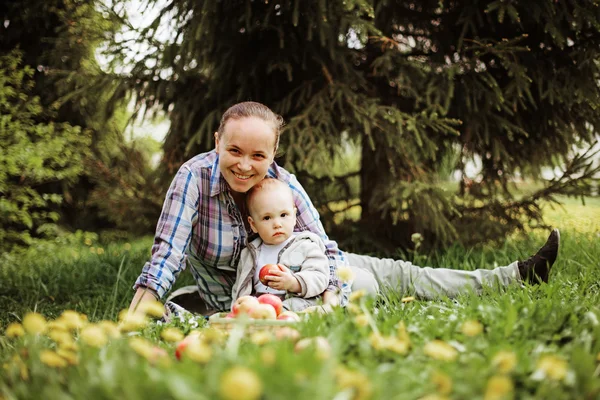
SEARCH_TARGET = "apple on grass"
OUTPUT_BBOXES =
[249,303,277,320]
[277,310,300,321]
[231,295,260,317]
[175,332,201,361]
[257,293,283,316]
[258,264,284,285]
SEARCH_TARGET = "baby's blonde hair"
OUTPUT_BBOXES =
[246,178,293,215]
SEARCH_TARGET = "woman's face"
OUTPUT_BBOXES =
[215,116,277,194]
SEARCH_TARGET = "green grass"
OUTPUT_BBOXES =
[1,198,599,399]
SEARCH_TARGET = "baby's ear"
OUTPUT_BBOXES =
[248,216,258,233]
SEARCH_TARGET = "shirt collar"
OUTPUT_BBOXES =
[209,153,229,197]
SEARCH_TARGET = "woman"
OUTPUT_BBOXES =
[129,101,559,314]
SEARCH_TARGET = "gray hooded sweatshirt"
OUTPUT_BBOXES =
[231,231,329,310]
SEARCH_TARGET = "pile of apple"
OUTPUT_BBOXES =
[225,293,301,321]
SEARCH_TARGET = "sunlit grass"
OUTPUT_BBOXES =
[0,197,599,399]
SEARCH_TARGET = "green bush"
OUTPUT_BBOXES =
[0,50,91,253]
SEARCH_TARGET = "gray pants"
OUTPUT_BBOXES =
[346,253,521,299]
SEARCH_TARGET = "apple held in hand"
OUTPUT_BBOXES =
[249,303,277,320]
[257,293,283,316]
[258,264,283,285]
[232,295,260,317]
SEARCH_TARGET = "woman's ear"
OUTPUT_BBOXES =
[214,132,220,153]
[248,216,258,233]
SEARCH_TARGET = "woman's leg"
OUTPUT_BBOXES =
[346,229,559,299]
[347,253,519,299]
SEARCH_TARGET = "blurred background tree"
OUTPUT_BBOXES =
[105,0,599,255]
[0,0,163,251]
[2,0,599,255]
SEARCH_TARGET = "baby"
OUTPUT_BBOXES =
[231,178,330,311]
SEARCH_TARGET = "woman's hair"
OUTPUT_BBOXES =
[217,101,285,150]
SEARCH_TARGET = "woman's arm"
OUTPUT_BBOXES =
[132,165,200,300]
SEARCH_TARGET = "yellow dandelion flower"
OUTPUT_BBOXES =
[492,351,517,374]
[335,366,373,400]
[161,327,184,343]
[423,340,458,362]
[129,337,155,360]
[84,238,92,246]
[47,320,69,331]
[397,321,410,343]
[220,366,263,400]
[6,323,25,338]
[484,375,514,400]
[80,325,108,348]
[56,349,79,365]
[22,313,47,335]
[250,331,273,346]
[337,266,355,283]
[401,296,415,303]
[201,328,227,345]
[48,329,73,345]
[39,350,68,368]
[461,320,484,337]
[185,340,213,364]
[369,333,386,351]
[260,348,277,366]
[431,371,452,395]
[536,355,568,381]
[119,313,149,332]
[96,247,105,255]
[123,242,131,251]
[354,314,370,327]
[59,310,85,330]
[58,340,79,352]
[19,362,29,381]
[349,289,367,302]
[385,336,410,355]
[346,303,362,315]
[90,246,96,253]
[98,321,121,339]
[138,300,165,319]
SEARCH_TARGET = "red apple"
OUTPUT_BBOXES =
[258,264,282,285]
[231,295,259,317]
[249,303,277,320]
[257,293,284,316]
[277,310,300,321]
[175,332,201,361]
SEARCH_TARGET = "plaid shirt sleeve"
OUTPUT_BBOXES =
[287,174,344,295]
[134,165,200,298]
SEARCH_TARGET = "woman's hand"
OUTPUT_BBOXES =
[128,287,160,316]
[266,264,301,293]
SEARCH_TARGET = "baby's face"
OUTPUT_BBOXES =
[248,186,296,245]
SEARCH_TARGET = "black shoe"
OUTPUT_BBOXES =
[518,229,560,284]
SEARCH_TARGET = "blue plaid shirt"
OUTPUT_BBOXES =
[134,150,347,311]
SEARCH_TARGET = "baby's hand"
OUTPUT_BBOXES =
[266,264,301,293]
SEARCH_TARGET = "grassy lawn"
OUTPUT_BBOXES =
[0,196,599,399]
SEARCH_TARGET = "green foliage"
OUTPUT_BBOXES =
[0,50,91,252]
[106,0,600,252]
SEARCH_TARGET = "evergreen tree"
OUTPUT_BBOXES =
[112,0,600,253]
